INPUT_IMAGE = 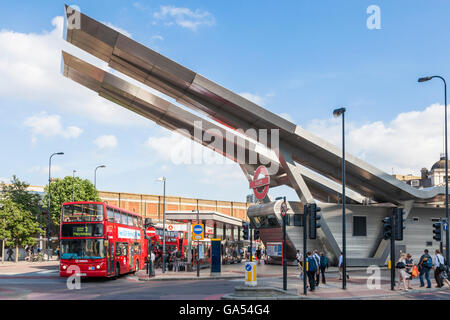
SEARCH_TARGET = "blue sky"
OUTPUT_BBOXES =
[0,1,449,202]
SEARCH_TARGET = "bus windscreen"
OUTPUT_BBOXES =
[61,239,106,260]
[62,204,104,222]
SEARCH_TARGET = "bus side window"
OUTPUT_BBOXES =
[127,214,133,227]
[120,212,127,226]
[115,210,121,224]
[107,208,114,222]
[133,216,138,228]
[123,243,128,256]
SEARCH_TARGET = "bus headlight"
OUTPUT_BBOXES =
[62,265,67,270]
[96,265,101,269]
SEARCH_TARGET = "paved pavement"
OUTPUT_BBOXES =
[0,261,449,300]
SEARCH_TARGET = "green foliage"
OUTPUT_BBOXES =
[1,175,42,219]
[0,176,43,245]
[0,198,42,247]
[43,176,100,227]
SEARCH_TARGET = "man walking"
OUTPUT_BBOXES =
[6,247,13,261]
[434,249,446,288]
[319,252,329,284]
[306,252,318,291]
[312,250,321,286]
[418,249,432,288]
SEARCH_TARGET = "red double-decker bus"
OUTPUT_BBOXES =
[59,201,146,279]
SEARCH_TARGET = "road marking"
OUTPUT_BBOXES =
[37,270,58,274]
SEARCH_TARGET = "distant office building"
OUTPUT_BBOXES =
[246,194,258,204]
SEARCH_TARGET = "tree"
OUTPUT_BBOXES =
[0,198,42,262]
[43,176,99,228]
[0,175,42,219]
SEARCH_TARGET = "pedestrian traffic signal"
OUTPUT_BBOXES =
[433,221,442,242]
[242,222,249,240]
[309,203,321,240]
[394,208,406,241]
[382,216,392,240]
[254,229,260,240]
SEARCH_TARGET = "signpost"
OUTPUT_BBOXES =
[249,166,270,200]
[192,223,204,277]
[281,197,288,291]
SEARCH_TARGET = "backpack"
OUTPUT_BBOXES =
[308,257,317,272]
[422,255,432,269]
[395,261,405,269]
[176,251,181,259]
[320,256,328,268]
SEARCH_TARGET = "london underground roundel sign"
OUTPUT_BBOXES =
[249,166,270,200]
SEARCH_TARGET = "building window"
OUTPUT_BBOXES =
[353,216,367,236]
[426,241,432,246]
[412,217,419,222]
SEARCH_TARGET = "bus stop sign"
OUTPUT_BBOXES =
[249,166,270,200]
[192,224,204,240]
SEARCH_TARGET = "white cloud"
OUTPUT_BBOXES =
[102,22,132,38]
[279,113,294,122]
[239,92,266,106]
[29,165,64,176]
[0,16,147,126]
[0,177,10,184]
[23,112,83,143]
[94,135,118,149]
[153,6,216,31]
[151,35,164,41]
[305,103,447,175]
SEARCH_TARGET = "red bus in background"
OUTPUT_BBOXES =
[59,201,146,279]
[150,227,188,259]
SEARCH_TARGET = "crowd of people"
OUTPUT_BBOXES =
[296,249,331,291]
[395,249,450,291]
[295,248,449,292]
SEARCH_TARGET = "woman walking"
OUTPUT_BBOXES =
[396,253,409,291]
[405,253,414,290]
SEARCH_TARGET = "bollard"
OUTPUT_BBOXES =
[244,262,257,287]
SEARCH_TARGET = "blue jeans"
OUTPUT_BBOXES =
[419,267,431,287]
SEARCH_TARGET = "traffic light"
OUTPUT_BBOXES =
[309,203,321,240]
[394,208,406,241]
[254,229,260,240]
[242,222,249,240]
[144,218,153,228]
[433,221,442,242]
[382,216,392,240]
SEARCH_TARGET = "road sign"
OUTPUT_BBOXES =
[280,201,288,217]
[192,224,204,240]
[249,166,270,200]
[444,222,448,231]
[145,227,156,237]
[244,262,257,287]
[168,224,174,231]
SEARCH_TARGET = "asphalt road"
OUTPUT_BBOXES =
[1,264,449,300]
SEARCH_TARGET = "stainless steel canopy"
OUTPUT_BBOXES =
[62,5,444,206]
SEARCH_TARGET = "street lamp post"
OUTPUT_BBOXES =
[94,165,106,200]
[48,152,64,261]
[419,76,449,264]
[72,170,76,202]
[158,177,167,273]
[333,107,347,289]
